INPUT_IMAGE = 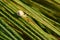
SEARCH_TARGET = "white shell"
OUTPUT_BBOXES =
[17,10,27,17]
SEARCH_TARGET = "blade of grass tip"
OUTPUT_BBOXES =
[0,18,24,40]
[13,0,60,36]
[0,11,36,40]
[0,31,12,40]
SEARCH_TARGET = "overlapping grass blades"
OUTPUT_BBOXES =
[0,0,60,40]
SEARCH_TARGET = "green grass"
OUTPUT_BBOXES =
[0,0,60,40]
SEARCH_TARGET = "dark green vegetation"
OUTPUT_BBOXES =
[0,0,60,40]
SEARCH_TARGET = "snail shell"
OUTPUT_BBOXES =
[17,10,27,17]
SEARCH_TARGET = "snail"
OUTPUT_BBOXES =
[17,10,36,24]
[17,10,30,22]
[17,10,27,17]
